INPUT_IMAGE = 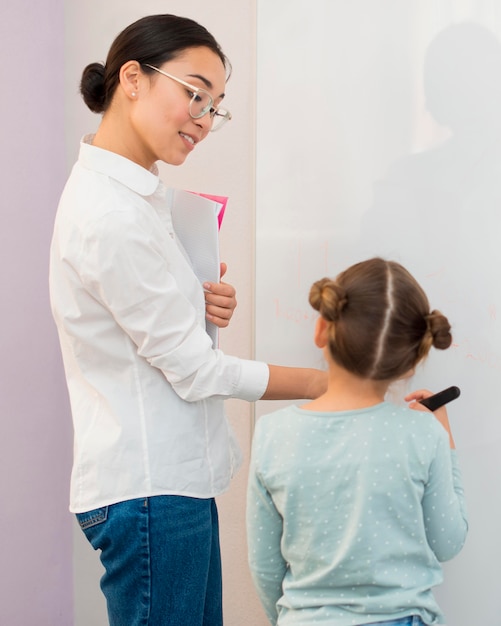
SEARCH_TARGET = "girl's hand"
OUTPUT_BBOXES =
[405,389,456,449]
[203,263,237,329]
[405,388,436,411]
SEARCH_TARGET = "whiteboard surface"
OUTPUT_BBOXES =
[256,2,501,625]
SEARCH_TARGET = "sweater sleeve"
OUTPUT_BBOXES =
[422,438,468,561]
[247,439,287,624]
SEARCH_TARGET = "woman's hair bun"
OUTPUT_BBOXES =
[426,309,452,350]
[79,62,107,113]
[309,278,348,322]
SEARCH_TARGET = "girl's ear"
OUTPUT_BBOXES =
[314,316,329,348]
[119,60,142,99]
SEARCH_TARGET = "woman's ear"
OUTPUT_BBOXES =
[119,60,142,99]
[314,316,329,348]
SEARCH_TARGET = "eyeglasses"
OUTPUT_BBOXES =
[144,64,232,131]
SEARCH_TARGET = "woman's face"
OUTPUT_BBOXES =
[129,46,227,168]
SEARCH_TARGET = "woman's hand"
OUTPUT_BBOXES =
[405,388,456,449]
[204,263,237,329]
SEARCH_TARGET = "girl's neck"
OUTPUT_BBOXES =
[302,362,389,412]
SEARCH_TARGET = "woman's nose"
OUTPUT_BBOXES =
[195,111,213,134]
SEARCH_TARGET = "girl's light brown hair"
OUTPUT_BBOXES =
[309,258,452,380]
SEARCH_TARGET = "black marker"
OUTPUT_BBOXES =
[419,386,461,411]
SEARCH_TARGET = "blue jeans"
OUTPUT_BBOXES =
[76,496,222,626]
[364,617,426,626]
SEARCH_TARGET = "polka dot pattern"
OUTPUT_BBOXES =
[247,402,467,625]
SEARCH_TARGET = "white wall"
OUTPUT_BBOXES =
[63,1,267,624]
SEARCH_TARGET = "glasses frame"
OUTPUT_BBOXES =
[143,64,232,131]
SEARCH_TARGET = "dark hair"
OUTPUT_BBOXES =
[80,14,230,114]
[309,258,452,381]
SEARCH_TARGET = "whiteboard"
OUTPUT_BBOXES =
[255,2,501,625]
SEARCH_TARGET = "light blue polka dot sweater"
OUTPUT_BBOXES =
[247,402,467,625]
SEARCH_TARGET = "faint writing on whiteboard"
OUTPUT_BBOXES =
[452,338,501,371]
[274,298,318,325]
[272,296,501,371]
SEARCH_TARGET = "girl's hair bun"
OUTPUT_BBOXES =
[426,309,452,350]
[309,278,348,322]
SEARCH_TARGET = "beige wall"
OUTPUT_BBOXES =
[64,1,267,624]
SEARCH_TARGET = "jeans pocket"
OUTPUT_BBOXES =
[76,507,110,551]
[76,506,108,530]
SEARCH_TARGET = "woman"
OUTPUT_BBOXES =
[50,14,325,626]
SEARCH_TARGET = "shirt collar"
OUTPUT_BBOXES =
[79,134,161,197]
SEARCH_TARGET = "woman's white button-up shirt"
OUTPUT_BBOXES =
[49,137,269,513]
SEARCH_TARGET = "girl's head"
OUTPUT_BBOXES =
[79,15,231,167]
[309,258,452,381]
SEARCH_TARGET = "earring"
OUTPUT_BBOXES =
[131,92,136,97]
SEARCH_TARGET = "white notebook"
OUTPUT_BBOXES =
[169,189,226,347]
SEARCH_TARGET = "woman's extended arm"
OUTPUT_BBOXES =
[261,365,328,401]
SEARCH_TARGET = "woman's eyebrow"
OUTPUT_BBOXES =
[187,73,225,98]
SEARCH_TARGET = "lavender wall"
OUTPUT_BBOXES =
[0,1,73,623]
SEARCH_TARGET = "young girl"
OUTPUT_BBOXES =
[247,257,467,626]
[49,14,325,626]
